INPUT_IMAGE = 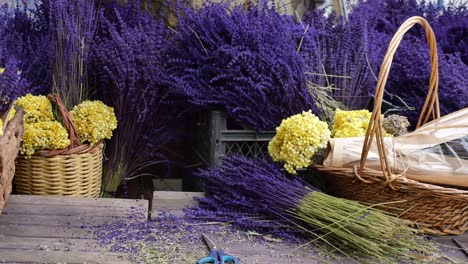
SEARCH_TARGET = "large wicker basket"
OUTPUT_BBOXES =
[14,95,102,197]
[314,16,468,236]
[0,109,24,213]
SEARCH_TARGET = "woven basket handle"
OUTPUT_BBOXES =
[47,94,81,149]
[358,16,440,180]
[34,95,98,157]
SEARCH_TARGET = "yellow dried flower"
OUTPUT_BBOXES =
[332,109,390,138]
[20,121,70,158]
[14,94,54,124]
[0,68,4,74]
[268,110,330,174]
[70,100,117,144]
[332,109,372,138]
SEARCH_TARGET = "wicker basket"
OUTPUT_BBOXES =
[0,109,24,213]
[14,95,102,197]
[314,16,468,236]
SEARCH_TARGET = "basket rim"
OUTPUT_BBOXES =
[313,164,468,196]
[20,141,104,158]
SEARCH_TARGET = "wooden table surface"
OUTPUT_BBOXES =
[0,195,147,263]
[0,192,466,263]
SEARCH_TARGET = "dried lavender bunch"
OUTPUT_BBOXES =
[299,10,387,111]
[435,4,468,65]
[91,2,174,196]
[192,156,436,262]
[349,0,467,63]
[347,0,468,125]
[0,3,51,94]
[382,114,410,136]
[186,158,309,241]
[164,2,314,131]
[49,0,99,109]
[0,58,31,114]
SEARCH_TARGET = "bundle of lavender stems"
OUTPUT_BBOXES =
[190,156,436,262]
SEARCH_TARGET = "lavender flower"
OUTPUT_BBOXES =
[435,4,468,64]
[164,2,314,131]
[49,0,99,109]
[0,58,31,114]
[0,2,51,94]
[191,156,436,262]
[90,2,175,196]
[346,0,468,125]
[299,10,387,111]
[186,156,310,240]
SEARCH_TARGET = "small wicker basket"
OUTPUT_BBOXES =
[14,94,102,197]
[314,16,468,236]
[0,109,24,213]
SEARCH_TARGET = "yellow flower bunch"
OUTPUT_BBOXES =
[331,109,373,138]
[268,110,330,174]
[14,94,54,124]
[21,121,70,157]
[0,68,4,74]
[332,109,391,138]
[70,100,117,144]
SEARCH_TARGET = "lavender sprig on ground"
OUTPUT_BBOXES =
[164,2,314,131]
[89,211,323,263]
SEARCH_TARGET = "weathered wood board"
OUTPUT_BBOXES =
[0,195,147,263]
[0,192,466,263]
[152,190,204,217]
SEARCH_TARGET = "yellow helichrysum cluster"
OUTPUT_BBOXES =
[268,110,330,174]
[20,121,70,157]
[0,68,4,74]
[14,94,54,123]
[70,100,117,144]
[15,94,70,157]
[331,109,373,138]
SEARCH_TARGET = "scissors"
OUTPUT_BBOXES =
[196,233,239,264]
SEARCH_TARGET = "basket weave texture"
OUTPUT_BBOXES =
[0,109,24,213]
[14,95,102,197]
[314,16,468,236]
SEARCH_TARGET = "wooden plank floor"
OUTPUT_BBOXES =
[152,191,468,264]
[0,192,466,263]
[0,195,148,264]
